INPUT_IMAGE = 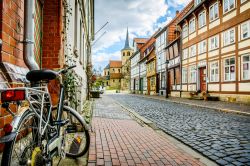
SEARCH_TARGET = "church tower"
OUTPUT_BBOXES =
[121,28,134,91]
[121,28,133,65]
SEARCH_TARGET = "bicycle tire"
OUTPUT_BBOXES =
[1,110,51,166]
[61,106,90,158]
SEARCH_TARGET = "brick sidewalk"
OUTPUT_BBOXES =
[88,96,206,166]
[133,94,250,115]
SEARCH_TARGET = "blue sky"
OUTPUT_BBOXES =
[92,0,191,73]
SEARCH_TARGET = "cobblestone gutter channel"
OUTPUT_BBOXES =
[111,94,250,166]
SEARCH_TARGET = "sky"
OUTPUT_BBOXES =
[92,0,191,73]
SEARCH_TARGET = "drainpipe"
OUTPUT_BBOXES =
[24,0,39,70]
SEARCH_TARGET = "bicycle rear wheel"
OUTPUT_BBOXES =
[60,106,90,158]
[1,110,51,166]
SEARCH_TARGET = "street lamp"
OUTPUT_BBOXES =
[165,60,169,98]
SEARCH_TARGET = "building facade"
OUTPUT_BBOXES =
[0,0,94,150]
[178,0,250,103]
[103,61,122,89]
[130,38,148,93]
[146,45,157,95]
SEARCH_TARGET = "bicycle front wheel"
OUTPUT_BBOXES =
[60,106,90,158]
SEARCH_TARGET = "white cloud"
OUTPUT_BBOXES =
[167,0,192,8]
[93,0,168,52]
[92,50,121,69]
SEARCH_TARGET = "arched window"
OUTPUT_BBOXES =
[123,52,125,56]
[128,52,130,56]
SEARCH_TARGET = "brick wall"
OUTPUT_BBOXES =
[42,0,64,105]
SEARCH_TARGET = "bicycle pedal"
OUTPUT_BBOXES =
[52,119,69,126]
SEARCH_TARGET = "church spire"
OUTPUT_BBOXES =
[123,27,131,50]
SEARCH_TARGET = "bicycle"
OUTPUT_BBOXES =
[0,65,90,166]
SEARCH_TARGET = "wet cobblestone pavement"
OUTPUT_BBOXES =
[111,94,250,166]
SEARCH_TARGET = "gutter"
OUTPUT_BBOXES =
[23,0,39,70]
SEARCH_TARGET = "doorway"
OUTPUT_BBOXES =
[199,67,206,92]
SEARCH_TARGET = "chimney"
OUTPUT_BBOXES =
[176,10,179,15]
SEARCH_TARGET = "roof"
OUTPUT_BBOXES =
[133,38,148,44]
[110,73,122,79]
[155,1,194,37]
[178,0,204,25]
[110,60,122,68]
[122,28,133,50]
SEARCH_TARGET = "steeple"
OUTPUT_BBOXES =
[122,27,132,50]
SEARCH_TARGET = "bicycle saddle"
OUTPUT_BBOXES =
[26,69,58,82]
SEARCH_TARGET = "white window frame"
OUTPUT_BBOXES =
[242,54,250,80]
[189,45,196,57]
[209,2,219,22]
[195,0,202,6]
[182,24,188,38]
[223,28,235,46]
[223,0,236,14]
[189,18,196,34]
[198,40,207,54]
[210,61,219,82]
[209,35,219,51]
[241,20,250,40]
[224,57,236,81]
[198,10,206,28]
[182,68,188,83]
[189,66,197,83]
[183,48,188,60]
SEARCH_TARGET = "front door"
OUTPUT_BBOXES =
[200,67,206,92]
[147,78,150,95]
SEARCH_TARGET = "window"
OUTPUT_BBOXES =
[241,20,250,40]
[189,18,196,34]
[182,68,188,83]
[223,28,235,46]
[128,52,130,56]
[224,57,235,81]
[182,24,188,38]
[183,48,188,60]
[242,54,250,80]
[189,66,196,83]
[209,35,219,50]
[209,2,219,22]
[223,0,235,14]
[198,11,206,28]
[123,52,125,56]
[118,69,120,73]
[198,40,206,54]
[189,45,196,57]
[195,0,202,6]
[210,61,219,82]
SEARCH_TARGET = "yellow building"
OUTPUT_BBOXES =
[146,46,157,95]
[104,61,122,89]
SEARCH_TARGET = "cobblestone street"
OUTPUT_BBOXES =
[88,95,208,166]
[112,94,250,166]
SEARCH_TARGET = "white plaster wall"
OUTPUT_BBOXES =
[221,83,236,91]
[223,10,236,23]
[221,45,236,54]
[239,39,250,49]
[208,49,219,58]
[239,83,250,92]
[198,53,206,60]
[240,1,250,13]
[209,19,220,30]
[198,26,207,35]
[189,33,196,40]
[208,84,220,91]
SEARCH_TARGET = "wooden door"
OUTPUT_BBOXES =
[147,78,150,95]
[200,67,206,92]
